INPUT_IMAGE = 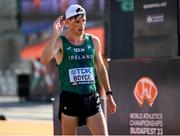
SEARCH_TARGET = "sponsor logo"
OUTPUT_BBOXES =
[87,45,91,49]
[67,47,71,50]
[69,67,95,84]
[134,77,158,107]
[73,48,85,52]
[63,106,67,110]
[143,2,167,9]
[146,14,164,24]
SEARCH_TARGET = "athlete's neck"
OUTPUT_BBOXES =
[65,32,85,45]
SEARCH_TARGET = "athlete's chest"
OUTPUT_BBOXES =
[65,45,95,61]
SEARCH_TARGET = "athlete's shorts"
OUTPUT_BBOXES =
[58,91,102,126]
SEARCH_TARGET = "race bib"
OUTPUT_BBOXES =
[69,67,95,84]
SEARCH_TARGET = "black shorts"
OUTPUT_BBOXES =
[58,91,102,126]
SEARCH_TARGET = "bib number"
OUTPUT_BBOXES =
[69,67,95,84]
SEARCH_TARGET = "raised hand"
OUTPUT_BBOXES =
[53,15,65,38]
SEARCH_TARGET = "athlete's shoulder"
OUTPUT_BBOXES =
[85,33,99,40]
[58,34,67,45]
[85,33,100,44]
[58,34,65,40]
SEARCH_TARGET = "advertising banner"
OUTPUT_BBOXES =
[108,58,180,135]
[134,0,178,36]
[134,0,178,58]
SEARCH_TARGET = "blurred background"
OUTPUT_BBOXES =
[0,0,109,135]
[0,0,107,101]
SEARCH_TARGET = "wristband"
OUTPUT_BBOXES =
[106,91,113,96]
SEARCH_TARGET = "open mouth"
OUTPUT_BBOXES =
[78,28,84,32]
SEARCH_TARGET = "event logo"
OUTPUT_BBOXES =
[134,77,158,107]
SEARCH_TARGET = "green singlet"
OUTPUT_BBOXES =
[57,34,97,94]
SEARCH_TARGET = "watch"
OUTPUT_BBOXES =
[106,91,113,96]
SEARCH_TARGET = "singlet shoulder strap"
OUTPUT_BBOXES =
[84,34,94,48]
[59,35,66,42]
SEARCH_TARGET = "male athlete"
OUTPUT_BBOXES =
[41,4,116,135]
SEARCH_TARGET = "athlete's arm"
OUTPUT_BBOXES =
[92,35,117,113]
[41,16,65,65]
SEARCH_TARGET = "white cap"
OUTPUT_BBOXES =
[65,4,86,19]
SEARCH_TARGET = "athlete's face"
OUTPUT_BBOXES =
[67,15,86,36]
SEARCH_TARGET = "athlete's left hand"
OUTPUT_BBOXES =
[107,95,117,113]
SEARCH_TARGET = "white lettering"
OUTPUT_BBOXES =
[73,48,85,52]
[69,67,95,83]
[129,113,163,135]
[143,2,167,9]
[130,127,157,135]
[68,55,93,60]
